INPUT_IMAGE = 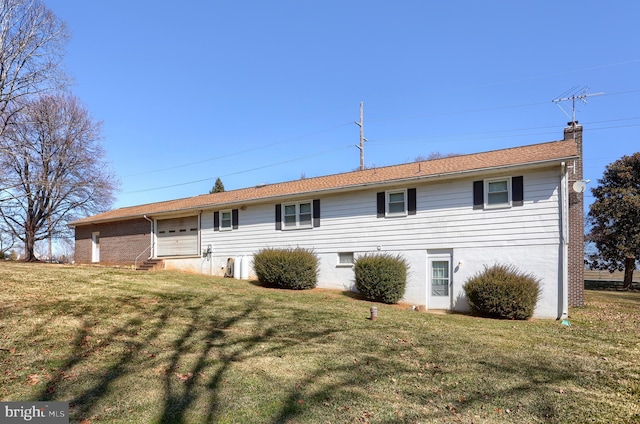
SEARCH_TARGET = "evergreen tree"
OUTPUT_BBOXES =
[210,177,225,194]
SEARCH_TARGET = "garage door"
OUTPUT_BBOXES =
[157,216,199,257]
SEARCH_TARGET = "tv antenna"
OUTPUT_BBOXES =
[552,86,604,124]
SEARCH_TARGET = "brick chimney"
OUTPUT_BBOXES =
[564,121,585,307]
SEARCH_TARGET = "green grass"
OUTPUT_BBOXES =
[0,262,638,423]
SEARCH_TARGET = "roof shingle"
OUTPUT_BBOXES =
[70,138,578,226]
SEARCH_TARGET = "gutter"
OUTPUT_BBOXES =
[559,162,570,319]
[143,215,154,260]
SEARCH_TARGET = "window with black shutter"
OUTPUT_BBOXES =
[214,209,239,231]
[377,189,416,217]
[275,200,319,230]
[473,177,524,209]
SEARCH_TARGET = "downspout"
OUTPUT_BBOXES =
[143,215,154,260]
[560,163,569,319]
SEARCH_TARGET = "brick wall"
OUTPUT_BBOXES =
[564,123,585,307]
[74,218,151,266]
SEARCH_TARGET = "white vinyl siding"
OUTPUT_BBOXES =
[193,168,562,317]
[157,216,198,256]
[201,170,560,254]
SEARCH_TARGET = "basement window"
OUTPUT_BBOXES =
[337,252,354,266]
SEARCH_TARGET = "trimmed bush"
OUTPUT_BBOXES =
[463,264,541,320]
[253,247,318,290]
[354,253,408,304]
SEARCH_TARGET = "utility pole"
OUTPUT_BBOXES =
[354,102,367,170]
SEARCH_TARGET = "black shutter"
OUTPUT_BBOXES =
[512,176,524,206]
[275,204,282,230]
[213,211,220,231]
[408,188,417,215]
[376,192,385,217]
[313,199,320,227]
[473,181,484,210]
[232,209,239,229]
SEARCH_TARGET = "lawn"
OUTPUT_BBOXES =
[0,262,638,423]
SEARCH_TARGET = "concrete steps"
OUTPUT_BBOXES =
[136,259,164,271]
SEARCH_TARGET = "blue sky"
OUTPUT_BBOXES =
[44,0,639,211]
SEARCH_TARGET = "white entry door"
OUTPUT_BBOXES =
[91,232,100,263]
[428,254,452,310]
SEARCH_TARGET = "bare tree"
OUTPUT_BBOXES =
[0,0,69,137]
[0,223,16,258]
[55,236,74,263]
[0,93,118,261]
[414,152,461,162]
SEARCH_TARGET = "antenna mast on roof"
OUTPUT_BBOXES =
[552,86,604,125]
[354,102,367,170]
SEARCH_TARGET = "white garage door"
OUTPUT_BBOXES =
[157,216,199,257]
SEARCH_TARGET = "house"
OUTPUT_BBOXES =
[69,123,586,318]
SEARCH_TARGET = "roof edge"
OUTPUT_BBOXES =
[69,153,577,226]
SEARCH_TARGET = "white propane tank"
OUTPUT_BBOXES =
[233,256,241,279]
[240,255,250,280]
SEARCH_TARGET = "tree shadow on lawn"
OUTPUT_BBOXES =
[267,339,581,424]
[32,292,341,423]
[27,286,591,423]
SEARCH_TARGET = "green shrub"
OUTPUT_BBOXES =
[463,264,541,320]
[354,253,408,304]
[253,247,318,290]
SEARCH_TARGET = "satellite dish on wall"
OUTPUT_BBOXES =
[572,180,587,193]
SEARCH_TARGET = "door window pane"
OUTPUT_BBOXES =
[431,260,449,296]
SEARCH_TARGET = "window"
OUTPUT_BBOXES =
[338,252,354,266]
[214,209,238,231]
[275,200,320,230]
[388,191,406,215]
[487,179,509,206]
[473,176,524,210]
[377,188,417,217]
[220,210,232,230]
[283,201,313,229]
